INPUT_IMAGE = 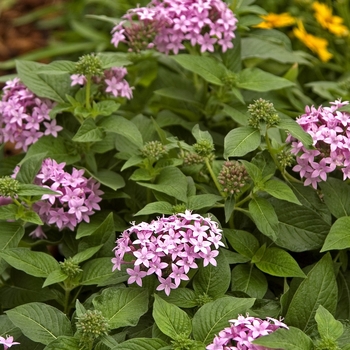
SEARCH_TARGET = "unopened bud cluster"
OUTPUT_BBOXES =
[59,258,82,278]
[222,72,238,89]
[277,150,295,168]
[76,310,109,341]
[196,293,213,306]
[74,54,104,77]
[248,98,280,129]
[0,177,19,197]
[182,152,205,166]
[141,141,168,161]
[193,140,215,157]
[218,161,250,195]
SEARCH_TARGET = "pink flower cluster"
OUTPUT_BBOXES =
[207,315,288,350]
[112,210,224,295]
[32,158,103,231]
[71,67,133,99]
[0,78,62,152]
[0,335,19,350]
[287,99,350,189]
[111,0,238,54]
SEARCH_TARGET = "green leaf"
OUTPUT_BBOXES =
[16,60,70,102]
[111,338,167,350]
[43,336,81,350]
[137,167,188,202]
[98,115,143,148]
[93,287,149,330]
[255,247,306,278]
[135,201,174,216]
[231,264,268,299]
[42,269,68,288]
[72,118,104,143]
[19,210,43,225]
[0,271,57,309]
[82,167,125,191]
[154,87,202,105]
[192,124,214,143]
[240,160,263,183]
[0,204,17,221]
[81,258,128,286]
[222,104,248,126]
[284,253,338,334]
[278,119,313,148]
[237,68,294,92]
[16,152,47,184]
[37,60,75,74]
[192,251,231,298]
[6,302,72,345]
[271,199,331,252]
[249,197,279,241]
[0,248,59,278]
[17,184,59,197]
[97,52,132,68]
[192,296,255,345]
[262,179,301,205]
[224,126,261,158]
[224,229,259,259]
[72,245,103,264]
[0,222,25,251]
[171,55,225,85]
[315,305,343,340]
[0,314,21,338]
[153,294,192,339]
[24,136,80,165]
[77,212,114,239]
[158,288,198,308]
[187,194,222,210]
[321,216,350,252]
[252,326,314,350]
[319,177,350,219]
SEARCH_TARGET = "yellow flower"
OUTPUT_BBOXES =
[293,20,333,62]
[312,1,349,36]
[255,12,295,29]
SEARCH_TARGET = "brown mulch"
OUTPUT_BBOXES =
[0,0,59,75]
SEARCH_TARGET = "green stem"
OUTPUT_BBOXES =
[85,75,92,110]
[204,157,224,196]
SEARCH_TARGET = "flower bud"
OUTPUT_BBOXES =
[74,54,104,77]
[218,161,250,195]
[59,258,82,278]
[248,98,280,128]
[141,141,167,161]
[0,176,20,197]
[76,310,109,342]
[193,139,215,157]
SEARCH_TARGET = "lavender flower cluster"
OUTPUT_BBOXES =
[207,315,289,350]
[287,99,350,189]
[0,78,62,152]
[32,158,103,232]
[71,67,133,99]
[112,210,224,295]
[111,0,238,54]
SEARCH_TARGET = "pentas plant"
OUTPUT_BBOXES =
[287,99,350,188]
[207,315,289,350]
[111,0,238,53]
[31,158,103,233]
[0,78,61,152]
[112,210,224,295]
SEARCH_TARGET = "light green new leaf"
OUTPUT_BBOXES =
[255,247,306,278]
[192,296,255,344]
[187,194,222,210]
[172,54,225,85]
[153,294,192,339]
[253,326,314,350]
[321,216,350,252]
[0,248,59,278]
[237,68,294,92]
[77,212,114,239]
[249,197,279,241]
[93,287,149,330]
[224,126,261,158]
[6,302,72,345]
[263,179,301,205]
[42,269,68,288]
[72,245,103,264]
[135,201,174,216]
[285,253,338,334]
[315,305,343,340]
[278,119,313,148]
[16,152,47,184]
